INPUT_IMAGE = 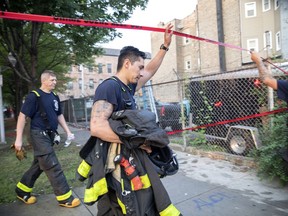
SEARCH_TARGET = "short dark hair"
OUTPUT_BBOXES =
[117,46,146,72]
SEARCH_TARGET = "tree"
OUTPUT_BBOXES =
[0,0,148,115]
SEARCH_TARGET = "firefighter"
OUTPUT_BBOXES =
[14,70,80,208]
[86,23,182,215]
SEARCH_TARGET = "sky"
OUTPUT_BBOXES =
[102,0,198,52]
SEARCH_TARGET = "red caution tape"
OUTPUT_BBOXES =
[254,79,261,87]
[2,11,287,134]
[4,12,288,74]
[214,101,223,107]
[167,107,288,135]
[0,11,249,52]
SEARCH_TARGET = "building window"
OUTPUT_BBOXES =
[88,65,93,72]
[78,64,83,73]
[183,30,190,45]
[185,60,191,70]
[275,0,279,10]
[107,63,112,73]
[89,79,94,89]
[276,31,281,51]
[98,63,103,74]
[67,81,73,90]
[245,2,256,18]
[264,31,272,49]
[78,78,82,89]
[247,38,258,52]
[262,0,271,12]
[183,37,190,45]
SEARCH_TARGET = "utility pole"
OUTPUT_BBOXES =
[0,73,5,144]
[80,64,84,97]
[0,53,17,144]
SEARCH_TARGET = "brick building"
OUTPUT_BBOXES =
[60,0,287,103]
[59,48,151,101]
[150,0,288,102]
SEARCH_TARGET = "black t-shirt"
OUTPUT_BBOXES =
[277,80,288,103]
[94,76,137,111]
[21,89,61,131]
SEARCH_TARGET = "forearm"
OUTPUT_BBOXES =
[145,49,167,75]
[256,60,272,81]
[58,114,71,134]
[251,52,277,89]
[136,49,168,91]
[15,113,26,141]
[256,61,278,90]
[14,113,26,150]
[90,120,122,143]
[137,24,173,90]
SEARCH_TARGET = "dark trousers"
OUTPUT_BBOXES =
[97,190,123,216]
[16,130,70,200]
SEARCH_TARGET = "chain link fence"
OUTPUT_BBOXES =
[140,64,288,157]
[61,63,288,157]
[61,96,94,129]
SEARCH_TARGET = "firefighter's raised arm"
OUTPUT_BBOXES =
[250,51,277,90]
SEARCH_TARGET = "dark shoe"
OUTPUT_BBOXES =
[15,188,37,204]
[59,196,81,208]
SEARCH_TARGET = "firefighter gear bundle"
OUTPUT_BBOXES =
[76,109,181,216]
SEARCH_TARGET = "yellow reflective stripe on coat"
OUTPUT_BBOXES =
[159,204,181,216]
[131,174,151,191]
[117,197,126,214]
[16,182,33,193]
[56,190,72,201]
[77,160,91,179]
[84,178,108,203]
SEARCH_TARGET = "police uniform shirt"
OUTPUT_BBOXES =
[21,89,62,131]
[94,76,137,111]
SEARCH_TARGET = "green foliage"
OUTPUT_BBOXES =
[188,129,206,146]
[0,0,149,112]
[255,111,288,185]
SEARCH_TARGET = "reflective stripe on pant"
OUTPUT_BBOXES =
[16,151,71,201]
[17,141,72,201]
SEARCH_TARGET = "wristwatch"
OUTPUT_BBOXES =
[160,44,169,51]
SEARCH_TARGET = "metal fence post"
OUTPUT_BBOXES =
[0,74,6,144]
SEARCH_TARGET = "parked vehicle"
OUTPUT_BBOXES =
[155,101,181,131]
[206,124,262,155]
[155,101,190,131]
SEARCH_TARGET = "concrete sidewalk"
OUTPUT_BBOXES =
[1,125,288,216]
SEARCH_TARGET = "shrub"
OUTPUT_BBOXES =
[255,111,288,185]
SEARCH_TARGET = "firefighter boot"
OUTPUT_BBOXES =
[59,195,81,208]
[15,188,37,204]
